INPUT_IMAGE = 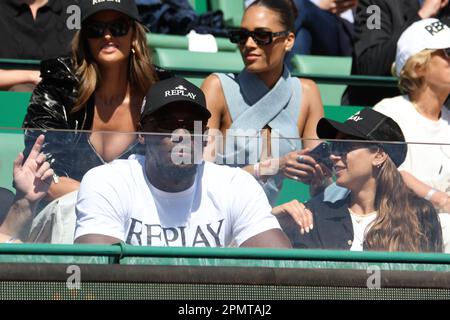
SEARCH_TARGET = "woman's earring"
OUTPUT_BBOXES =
[131,47,136,54]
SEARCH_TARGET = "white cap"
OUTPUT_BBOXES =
[395,18,450,76]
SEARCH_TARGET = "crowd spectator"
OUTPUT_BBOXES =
[342,0,450,106]
[277,108,443,252]
[0,0,77,91]
[202,0,326,205]
[373,19,450,250]
[21,0,168,243]
[0,135,54,243]
[74,77,291,249]
[246,0,357,62]
[289,0,357,58]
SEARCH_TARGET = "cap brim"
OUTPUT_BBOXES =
[316,118,366,140]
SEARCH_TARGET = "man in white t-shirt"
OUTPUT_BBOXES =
[74,77,291,248]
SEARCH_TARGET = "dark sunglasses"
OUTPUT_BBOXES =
[228,28,290,45]
[330,141,379,157]
[442,47,450,58]
[84,19,131,39]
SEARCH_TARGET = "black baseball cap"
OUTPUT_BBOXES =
[81,0,140,23]
[316,108,407,167]
[141,77,211,123]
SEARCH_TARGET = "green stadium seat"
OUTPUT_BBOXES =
[209,0,244,27]
[188,0,208,14]
[0,92,29,191]
[151,48,244,86]
[147,33,237,52]
[0,91,30,128]
[0,132,24,192]
[291,55,352,106]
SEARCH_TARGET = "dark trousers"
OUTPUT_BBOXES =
[287,0,354,64]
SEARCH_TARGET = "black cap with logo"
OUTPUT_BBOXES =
[316,108,407,167]
[81,0,140,23]
[141,77,212,123]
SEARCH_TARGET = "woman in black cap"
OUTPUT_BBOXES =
[21,0,169,243]
[277,108,443,252]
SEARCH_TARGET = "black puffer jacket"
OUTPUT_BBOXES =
[22,56,171,181]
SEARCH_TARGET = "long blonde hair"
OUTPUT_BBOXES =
[71,21,157,112]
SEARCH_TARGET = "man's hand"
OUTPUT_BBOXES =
[331,0,358,15]
[419,0,449,19]
[318,0,358,15]
[13,135,54,204]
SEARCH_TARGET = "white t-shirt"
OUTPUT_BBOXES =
[74,155,280,247]
[349,210,377,251]
[374,96,450,187]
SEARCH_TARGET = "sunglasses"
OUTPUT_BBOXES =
[329,141,379,157]
[442,48,450,58]
[228,28,290,45]
[84,19,131,39]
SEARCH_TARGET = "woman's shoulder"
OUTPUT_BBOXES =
[298,78,320,93]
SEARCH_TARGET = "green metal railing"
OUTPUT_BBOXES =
[0,58,398,88]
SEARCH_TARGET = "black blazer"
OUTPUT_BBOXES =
[278,194,354,250]
[278,192,443,252]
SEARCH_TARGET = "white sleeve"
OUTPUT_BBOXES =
[228,171,281,246]
[373,100,390,115]
[74,167,128,242]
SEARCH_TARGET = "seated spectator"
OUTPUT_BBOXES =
[137,0,226,37]
[342,0,450,106]
[373,18,450,213]
[74,77,291,248]
[202,0,327,206]
[246,0,356,62]
[0,135,54,243]
[289,0,356,59]
[0,0,77,91]
[22,0,168,243]
[277,108,443,252]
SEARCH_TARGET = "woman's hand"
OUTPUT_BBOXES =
[28,70,42,85]
[272,200,314,234]
[276,149,319,184]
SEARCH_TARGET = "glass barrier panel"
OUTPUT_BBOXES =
[0,128,448,255]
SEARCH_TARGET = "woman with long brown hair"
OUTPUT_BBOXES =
[278,108,443,252]
[21,0,168,243]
